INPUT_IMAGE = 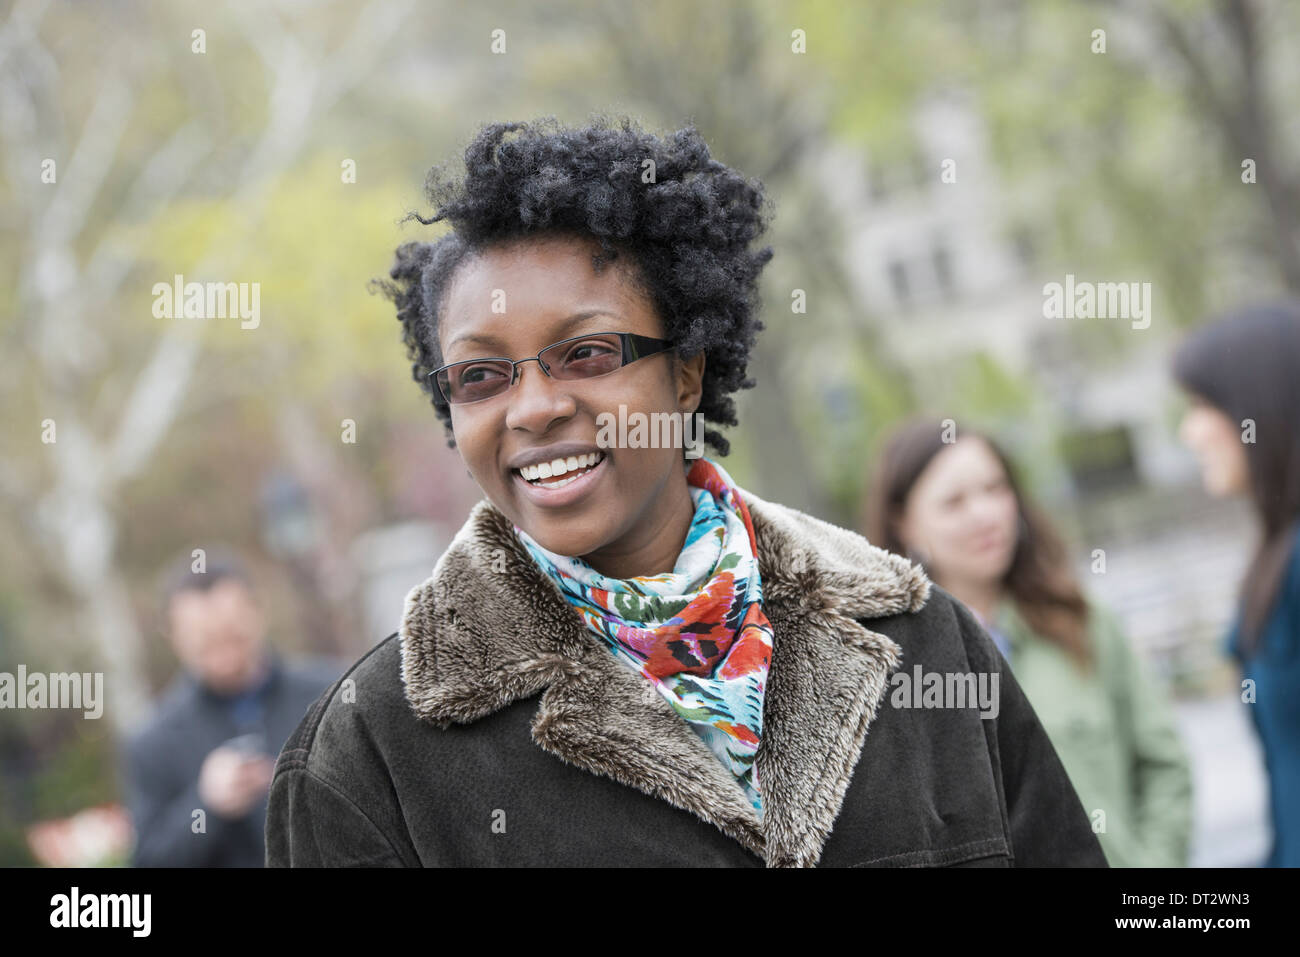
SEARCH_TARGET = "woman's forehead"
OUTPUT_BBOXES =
[917,439,1007,495]
[440,237,655,349]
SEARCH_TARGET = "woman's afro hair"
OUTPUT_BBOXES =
[372,114,775,456]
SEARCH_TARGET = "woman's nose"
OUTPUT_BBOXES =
[970,493,1011,527]
[504,361,577,431]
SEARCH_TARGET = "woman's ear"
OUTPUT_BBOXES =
[675,351,706,412]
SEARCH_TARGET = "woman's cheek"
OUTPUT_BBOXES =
[925,522,961,575]
[451,412,491,482]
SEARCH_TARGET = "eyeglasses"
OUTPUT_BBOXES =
[430,331,675,405]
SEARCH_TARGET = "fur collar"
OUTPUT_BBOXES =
[398,486,931,867]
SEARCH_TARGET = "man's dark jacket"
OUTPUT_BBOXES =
[266,490,1109,867]
[121,649,344,867]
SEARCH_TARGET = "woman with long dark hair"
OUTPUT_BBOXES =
[1173,301,1300,868]
[863,420,1193,867]
[262,116,1106,867]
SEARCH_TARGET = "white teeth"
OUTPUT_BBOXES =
[516,451,604,485]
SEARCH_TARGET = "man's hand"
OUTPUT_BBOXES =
[198,747,276,819]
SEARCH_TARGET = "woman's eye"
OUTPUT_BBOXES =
[558,340,621,375]
[459,364,506,385]
[567,342,617,362]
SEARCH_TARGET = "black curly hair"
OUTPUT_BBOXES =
[372,115,775,456]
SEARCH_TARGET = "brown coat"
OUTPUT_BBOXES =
[266,488,1108,867]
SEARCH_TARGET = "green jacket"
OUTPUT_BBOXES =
[992,598,1193,867]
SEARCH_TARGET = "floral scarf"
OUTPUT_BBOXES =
[513,456,774,818]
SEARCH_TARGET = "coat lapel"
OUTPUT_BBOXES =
[399,487,931,867]
[743,488,931,865]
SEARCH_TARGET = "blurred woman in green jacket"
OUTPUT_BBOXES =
[864,419,1194,867]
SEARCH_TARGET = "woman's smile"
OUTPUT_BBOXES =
[510,448,610,507]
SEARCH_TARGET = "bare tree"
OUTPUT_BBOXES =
[1102,0,1300,291]
[0,0,413,736]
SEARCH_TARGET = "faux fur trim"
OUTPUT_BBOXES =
[398,487,931,866]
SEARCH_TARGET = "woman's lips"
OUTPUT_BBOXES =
[972,534,1008,554]
[511,453,609,508]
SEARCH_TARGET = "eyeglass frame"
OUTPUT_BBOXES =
[428,331,677,406]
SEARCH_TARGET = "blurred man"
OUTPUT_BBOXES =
[120,550,343,867]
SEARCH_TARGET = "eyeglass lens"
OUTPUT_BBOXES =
[438,333,627,404]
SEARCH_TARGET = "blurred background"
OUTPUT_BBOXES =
[2,0,1297,866]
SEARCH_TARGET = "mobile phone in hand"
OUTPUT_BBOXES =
[223,732,267,758]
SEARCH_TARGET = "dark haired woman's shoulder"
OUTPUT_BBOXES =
[860,581,1004,670]
[321,633,407,712]
[1242,518,1300,660]
[848,579,1109,866]
[1273,519,1300,652]
[266,634,420,866]
[1287,518,1300,583]
[273,636,408,768]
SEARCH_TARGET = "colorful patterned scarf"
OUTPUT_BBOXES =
[513,456,774,818]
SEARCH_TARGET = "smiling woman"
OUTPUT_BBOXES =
[432,234,706,579]
[264,115,1109,868]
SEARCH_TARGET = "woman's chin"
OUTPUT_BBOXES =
[516,521,607,559]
